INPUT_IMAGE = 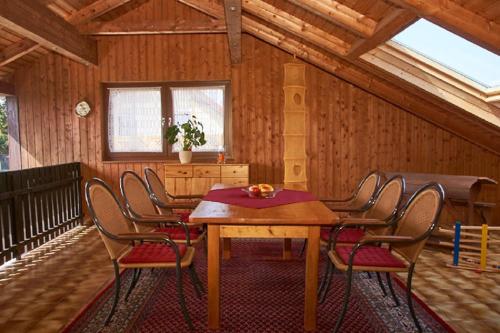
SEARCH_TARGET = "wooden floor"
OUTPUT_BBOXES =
[0,226,499,333]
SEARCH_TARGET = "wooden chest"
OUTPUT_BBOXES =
[164,163,249,196]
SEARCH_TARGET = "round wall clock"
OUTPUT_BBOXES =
[75,101,91,118]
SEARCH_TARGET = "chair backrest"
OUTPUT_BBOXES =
[392,182,445,263]
[351,171,381,210]
[120,171,159,232]
[144,167,173,215]
[364,175,405,235]
[85,178,134,260]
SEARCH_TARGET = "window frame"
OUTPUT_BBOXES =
[102,80,232,162]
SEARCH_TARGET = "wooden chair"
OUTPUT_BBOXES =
[321,171,381,212]
[144,167,203,216]
[323,182,445,333]
[300,171,382,256]
[85,178,204,329]
[318,175,406,302]
[120,170,206,243]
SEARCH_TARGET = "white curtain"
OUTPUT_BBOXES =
[170,86,225,152]
[108,87,162,153]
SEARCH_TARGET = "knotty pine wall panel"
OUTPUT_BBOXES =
[14,32,500,224]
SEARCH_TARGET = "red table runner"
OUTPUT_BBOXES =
[202,187,316,209]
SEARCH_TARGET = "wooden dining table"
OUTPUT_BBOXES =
[189,184,338,331]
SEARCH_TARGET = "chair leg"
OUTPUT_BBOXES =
[385,272,400,306]
[376,272,388,296]
[319,260,335,304]
[187,263,204,298]
[318,258,331,296]
[366,271,372,279]
[104,260,121,326]
[407,264,422,332]
[333,265,354,333]
[125,268,142,302]
[299,239,307,257]
[203,225,208,255]
[175,264,194,330]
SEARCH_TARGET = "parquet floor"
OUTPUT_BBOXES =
[0,226,498,333]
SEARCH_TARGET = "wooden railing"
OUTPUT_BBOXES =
[0,162,82,265]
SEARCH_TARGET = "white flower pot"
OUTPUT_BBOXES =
[179,150,192,164]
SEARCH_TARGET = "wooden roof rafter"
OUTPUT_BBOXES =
[287,0,377,38]
[0,39,39,68]
[347,7,417,59]
[0,0,97,66]
[242,0,350,56]
[67,0,134,25]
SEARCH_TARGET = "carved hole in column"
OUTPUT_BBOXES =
[293,164,301,176]
[293,93,302,105]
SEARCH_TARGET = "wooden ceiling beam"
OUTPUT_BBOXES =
[242,0,350,56]
[38,0,78,18]
[179,0,500,154]
[288,0,377,38]
[389,0,500,55]
[347,8,417,58]
[67,0,133,25]
[223,0,242,64]
[81,19,226,35]
[177,0,222,19]
[0,80,14,95]
[0,0,97,66]
[0,39,39,67]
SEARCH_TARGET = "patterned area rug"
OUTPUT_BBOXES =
[64,240,454,332]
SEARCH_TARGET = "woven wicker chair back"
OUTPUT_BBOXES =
[365,176,404,235]
[393,187,442,262]
[144,168,173,215]
[87,181,133,260]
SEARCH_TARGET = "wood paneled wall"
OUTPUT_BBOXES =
[13,28,500,224]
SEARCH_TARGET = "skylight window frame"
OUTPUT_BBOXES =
[390,19,500,90]
[361,41,500,128]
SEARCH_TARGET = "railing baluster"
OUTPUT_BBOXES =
[0,163,83,265]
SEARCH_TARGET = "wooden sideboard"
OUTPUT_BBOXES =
[164,163,249,195]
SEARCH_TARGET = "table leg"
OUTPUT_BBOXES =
[208,225,221,329]
[304,226,320,331]
[283,238,292,260]
[223,237,232,260]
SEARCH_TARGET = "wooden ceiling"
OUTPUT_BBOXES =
[0,0,499,154]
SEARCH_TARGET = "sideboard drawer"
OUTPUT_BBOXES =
[222,177,249,187]
[193,165,221,178]
[165,165,193,177]
[221,165,249,178]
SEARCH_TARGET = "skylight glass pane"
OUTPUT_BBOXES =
[392,19,500,88]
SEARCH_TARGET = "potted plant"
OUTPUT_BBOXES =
[166,116,207,164]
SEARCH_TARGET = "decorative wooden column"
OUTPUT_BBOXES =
[283,62,308,190]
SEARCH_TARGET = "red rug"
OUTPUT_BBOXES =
[63,240,455,332]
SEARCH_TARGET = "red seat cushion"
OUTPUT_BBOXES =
[120,243,187,264]
[321,228,365,243]
[154,226,201,240]
[336,246,406,268]
[178,212,190,223]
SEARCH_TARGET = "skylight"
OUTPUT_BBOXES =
[392,19,500,89]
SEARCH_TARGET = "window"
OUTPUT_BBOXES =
[392,19,500,89]
[108,87,163,153]
[103,81,231,161]
[170,86,225,152]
